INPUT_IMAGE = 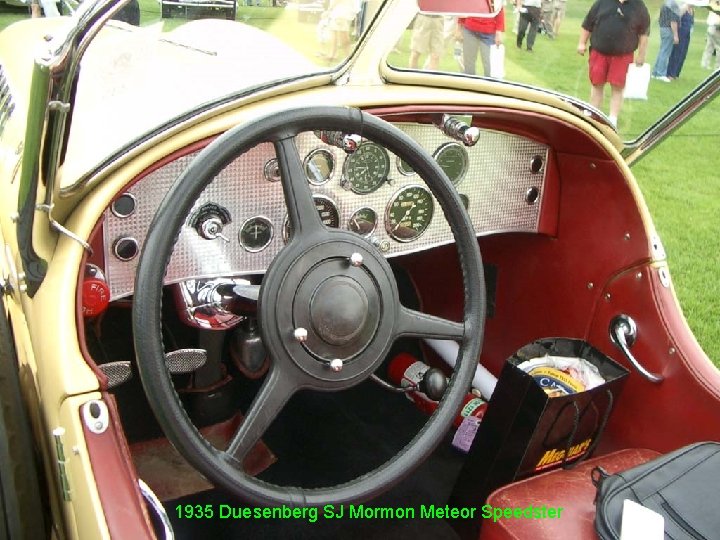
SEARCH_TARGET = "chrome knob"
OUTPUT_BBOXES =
[349,252,363,267]
[199,217,229,242]
[294,327,308,343]
[329,359,343,372]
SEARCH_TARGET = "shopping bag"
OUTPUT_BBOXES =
[623,63,650,100]
[490,44,505,79]
[449,338,629,520]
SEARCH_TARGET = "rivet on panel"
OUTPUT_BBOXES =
[635,271,643,280]
[669,347,676,355]
[604,293,612,301]
[587,282,594,290]
[624,232,631,241]
[590,163,597,169]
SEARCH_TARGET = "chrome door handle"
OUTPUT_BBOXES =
[609,314,664,383]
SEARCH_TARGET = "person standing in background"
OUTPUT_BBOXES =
[459,9,505,76]
[552,0,567,36]
[577,0,650,127]
[29,0,60,17]
[516,0,542,51]
[409,14,445,70]
[667,4,694,79]
[652,0,681,81]
[700,8,720,70]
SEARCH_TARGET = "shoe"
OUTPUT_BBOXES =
[656,76,671,82]
[527,48,533,52]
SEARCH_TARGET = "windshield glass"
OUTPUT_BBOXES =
[388,0,718,140]
[60,0,384,183]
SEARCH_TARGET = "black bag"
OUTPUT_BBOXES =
[449,337,628,537]
[594,442,720,540]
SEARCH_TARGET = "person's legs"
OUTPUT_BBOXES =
[525,6,542,50]
[652,27,674,77]
[517,11,530,48]
[478,37,493,77]
[701,30,715,69]
[590,84,604,110]
[38,0,59,17]
[462,27,481,75]
[708,27,720,69]
[409,50,422,69]
[608,84,624,125]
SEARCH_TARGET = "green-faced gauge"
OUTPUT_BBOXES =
[304,148,334,185]
[348,207,377,237]
[342,142,390,194]
[396,156,415,176]
[239,216,273,252]
[385,185,434,242]
[433,142,469,186]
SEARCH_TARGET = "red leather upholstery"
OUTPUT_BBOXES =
[479,448,660,540]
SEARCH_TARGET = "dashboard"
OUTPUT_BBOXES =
[102,119,550,300]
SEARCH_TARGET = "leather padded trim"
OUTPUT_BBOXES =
[480,449,660,540]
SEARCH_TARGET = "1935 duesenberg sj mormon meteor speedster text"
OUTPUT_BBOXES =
[0,0,718,538]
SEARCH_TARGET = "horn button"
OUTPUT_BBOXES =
[293,257,382,362]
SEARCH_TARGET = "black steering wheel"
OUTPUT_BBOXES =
[133,107,486,506]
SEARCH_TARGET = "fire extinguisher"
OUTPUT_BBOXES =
[387,353,487,428]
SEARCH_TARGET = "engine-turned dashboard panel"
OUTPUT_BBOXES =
[103,121,550,300]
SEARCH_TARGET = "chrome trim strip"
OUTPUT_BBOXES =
[622,70,720,165]
[139,480,175,540]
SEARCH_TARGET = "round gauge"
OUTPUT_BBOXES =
[385,185,434,242]
[342,142,390,194]
[239,216,273,252]
[348,207,377,237]
[459,193,470,210]
[396,156,415,176]
[304,149,335,185]
[264,158,281,182]
[283,195,340,242]
[433,142,469,186]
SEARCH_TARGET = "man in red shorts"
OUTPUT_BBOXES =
[577,0,650,127]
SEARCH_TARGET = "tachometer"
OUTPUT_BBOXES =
[342,142,390,194]
[385,185,434,242]
[433,142,469,186]
[283,195,340,242]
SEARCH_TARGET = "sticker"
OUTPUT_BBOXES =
[452,416,482,453]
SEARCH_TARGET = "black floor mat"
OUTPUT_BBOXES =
[166,380,465,539]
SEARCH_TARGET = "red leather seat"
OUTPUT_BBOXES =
[479,448,660,540]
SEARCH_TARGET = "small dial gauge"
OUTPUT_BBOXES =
[433,142,469,186]
[283,195,340,242]
[239,216,273,252]
[343,142,390,194]
[264,158,281,182]
[304,149,335,185]
[348,207,377,237]
[385,185,434,242]
[396,156,415,176]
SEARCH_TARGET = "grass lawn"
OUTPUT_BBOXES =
[0,1,717,365]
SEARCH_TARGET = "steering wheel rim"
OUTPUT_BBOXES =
[133,106,486,506]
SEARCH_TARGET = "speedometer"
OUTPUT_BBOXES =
[385,185,434,242]
[342,142,390,194]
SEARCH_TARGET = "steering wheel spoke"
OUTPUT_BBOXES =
[396,305,464,341]
[273,136,324,238]
[225,364,299,464]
